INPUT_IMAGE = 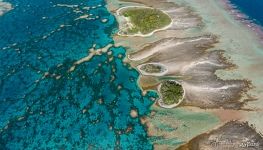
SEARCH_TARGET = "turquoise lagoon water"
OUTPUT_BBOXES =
[0,0,157,149]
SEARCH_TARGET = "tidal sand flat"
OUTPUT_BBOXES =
[108,0,263,149]
[130,35,250,109]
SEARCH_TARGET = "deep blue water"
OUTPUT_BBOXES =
[229,0,263,26]
[0,0,157,149]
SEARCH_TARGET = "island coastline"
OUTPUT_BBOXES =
[116,6,173,37]
[106,0,263,149]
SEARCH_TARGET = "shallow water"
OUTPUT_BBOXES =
[0,0,157,149]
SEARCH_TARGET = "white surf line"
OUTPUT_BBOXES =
[56,4,78,8]
[128,39,175,61]
[173,21,191,26]
[163,9,182,13]
[116,6,174,37]
[193,60,224,67]
[182,60,224,73]
[69,44,112,72]
[186,83,239,91]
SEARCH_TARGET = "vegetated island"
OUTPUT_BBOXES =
[140,63,163,73]
[159,80,184,106]
[118,6,172,36]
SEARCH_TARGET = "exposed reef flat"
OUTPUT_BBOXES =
[161,39,247,107]
[177,121,263,150]
[130,35,251,109]
[171,0,263,135]
[107,0,263,149]
[170,0,263,108]
[0,1,12,16]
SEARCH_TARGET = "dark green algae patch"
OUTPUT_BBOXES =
[122,7,172,35]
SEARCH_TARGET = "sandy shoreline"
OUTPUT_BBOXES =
[106,0,263,149]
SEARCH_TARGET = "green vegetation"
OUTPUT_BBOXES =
[140,64,163,73]
[160,81,184,105]
[122,7,172,34]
